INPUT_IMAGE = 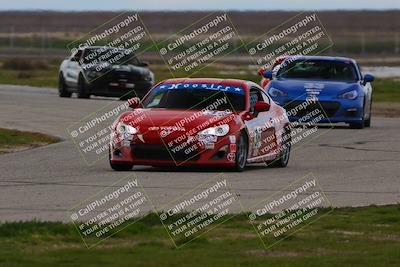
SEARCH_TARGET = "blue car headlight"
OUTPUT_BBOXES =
[269,87,288,97]
[337,90,358,100]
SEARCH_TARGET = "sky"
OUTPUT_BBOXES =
[0,0,399,11]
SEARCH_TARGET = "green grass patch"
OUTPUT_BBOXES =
[372,78,400,102]
[0,128,59,153]
[0,205,399,266]
[0,67,58,88]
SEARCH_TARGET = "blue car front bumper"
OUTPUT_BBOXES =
[274,96,364,124]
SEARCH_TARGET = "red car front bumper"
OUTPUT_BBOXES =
[110,134,239,167]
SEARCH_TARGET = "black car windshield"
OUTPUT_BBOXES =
[277,59,358,81]
[142,84,246,111]
[82,48,139,65]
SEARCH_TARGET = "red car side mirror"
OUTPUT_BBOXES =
[128,97,140,109]
[254,101,270,113]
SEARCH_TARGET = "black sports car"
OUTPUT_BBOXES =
[58,46,154,99]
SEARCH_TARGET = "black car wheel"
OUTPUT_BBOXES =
[234,133,248,172]
[365,99,372,128]
[350,100,369,129]
[268,127,291,168]
[77,74,90,99]
[350,109,365,129]
[58,74,72,98]
[350,120,365,129]
[109,146,133,171]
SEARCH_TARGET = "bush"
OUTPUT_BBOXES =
[17,71,33,79]
[2,58,49,70]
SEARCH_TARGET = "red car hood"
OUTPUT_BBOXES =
[119,108,238,137]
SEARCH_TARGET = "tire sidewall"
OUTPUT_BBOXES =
[58,73,71,97]
[235,133,248,171]
[365,98,372,127]
[78,74,90,98]
[279,127,291,167]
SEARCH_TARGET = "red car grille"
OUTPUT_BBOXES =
[132,144,200,162]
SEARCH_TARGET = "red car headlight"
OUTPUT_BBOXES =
[116,122,138,135]
[199,124,229,137]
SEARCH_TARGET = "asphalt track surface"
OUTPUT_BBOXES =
[0,85,399,222]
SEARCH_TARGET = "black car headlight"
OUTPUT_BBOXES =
[87,71,102,79]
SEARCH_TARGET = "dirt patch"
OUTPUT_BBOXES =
[328,230,364,236]
[368,235,400,242]
[246,248,336,257]
[373,102,400,118]
[0,142,49,154]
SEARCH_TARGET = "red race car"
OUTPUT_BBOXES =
[109,78,291,171]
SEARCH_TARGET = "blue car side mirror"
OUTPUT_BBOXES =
[263,71,273,79]
[363,74,375,85]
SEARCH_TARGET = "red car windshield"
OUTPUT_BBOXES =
[142,84,246,111]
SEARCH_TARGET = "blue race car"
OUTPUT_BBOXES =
[263,56,375,129]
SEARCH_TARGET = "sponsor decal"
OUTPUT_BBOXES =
[148,126,186,131]
[253,130,262,149]
[304,83,325,90]
[203,110,232,116]
[227,152,236,162]
[305,83,323,101]
[229,135,236,144]
[230,144,237,153]
[154,83,245,95]
[204,143,215,150]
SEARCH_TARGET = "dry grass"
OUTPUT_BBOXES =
[2,58,49,70]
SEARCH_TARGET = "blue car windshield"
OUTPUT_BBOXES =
[277,59,358,81]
